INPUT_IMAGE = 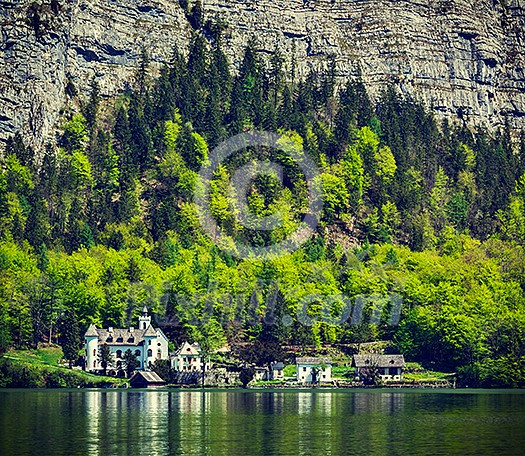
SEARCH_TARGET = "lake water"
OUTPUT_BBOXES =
[0,389,524,455]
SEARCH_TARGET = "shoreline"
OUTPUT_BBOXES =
[1,386,525,392]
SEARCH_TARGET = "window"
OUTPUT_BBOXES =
[93,361,96,368]
[158,343,161,346]
[148,340,151,345]
[135,350,141,357]
[143,322,147,329]
[157,350,161,359]
[116,350,122,358]
[147,349,152,357]
[106,336,113,343]
[93,349,96,356]
[303,367,306,372]
[116,336,123,343]
[322,375,326,379]
[128,337,134,343]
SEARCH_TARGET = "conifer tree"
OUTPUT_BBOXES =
[59,309,82,368]
[25,192,50,249]
[84,77,100,132]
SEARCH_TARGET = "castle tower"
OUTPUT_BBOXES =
[139,305,151,330]
[85,324,99,372]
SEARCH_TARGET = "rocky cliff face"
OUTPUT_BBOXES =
[1,0,524,150]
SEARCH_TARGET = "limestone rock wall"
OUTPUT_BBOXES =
[1,0,524,150]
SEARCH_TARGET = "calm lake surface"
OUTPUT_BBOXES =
[1,389,524,455]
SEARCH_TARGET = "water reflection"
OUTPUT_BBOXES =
[1,390,524,455]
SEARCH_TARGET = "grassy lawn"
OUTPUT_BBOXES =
[332,365,355,379]
[283,364,355,380]
[251,380,286,387]
[2,346,127,387]
[403,362,452,382]
[4,345,64,367]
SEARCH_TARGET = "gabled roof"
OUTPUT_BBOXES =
[129,371,165,384]
[143,324,157,337]
[86,325,162,346]
[156,327,168,342]
[352,354,406,368]
[96,328,146,346]
[85,324,98,337]
[174,341,201,356]
[296,357,332,365]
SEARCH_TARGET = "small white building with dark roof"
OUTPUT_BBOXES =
[270,362,285,380]
[296,357,332,384]
[84,306,169,375]
[352,354,406,382]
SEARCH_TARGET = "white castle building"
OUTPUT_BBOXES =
[84,306,169,375]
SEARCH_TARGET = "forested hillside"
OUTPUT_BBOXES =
[1,33,524,387]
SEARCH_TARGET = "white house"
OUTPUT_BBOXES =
[171,341,207,372]
[296,357,332,384]
[270,362,285,380]
[352,354,406,382]
[253,366,269,381]
[250,362,285,381]
[84,306,169,375]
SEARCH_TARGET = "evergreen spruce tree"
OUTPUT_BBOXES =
[84,77,100,132]
[59,309,82,368]
[154,65,176,122]
[128,95,153,170]
[25,192,50,249]
[189,0,204,29]
[269,48,285,109]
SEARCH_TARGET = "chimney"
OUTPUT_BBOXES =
[108,327,113,333]
[129,327,134,332]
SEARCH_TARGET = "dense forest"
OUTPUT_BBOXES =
[1,30,525,387]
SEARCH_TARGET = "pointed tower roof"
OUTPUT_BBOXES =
[85,323,98,337]
[142,305,148,314]
[143,324,157,337]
